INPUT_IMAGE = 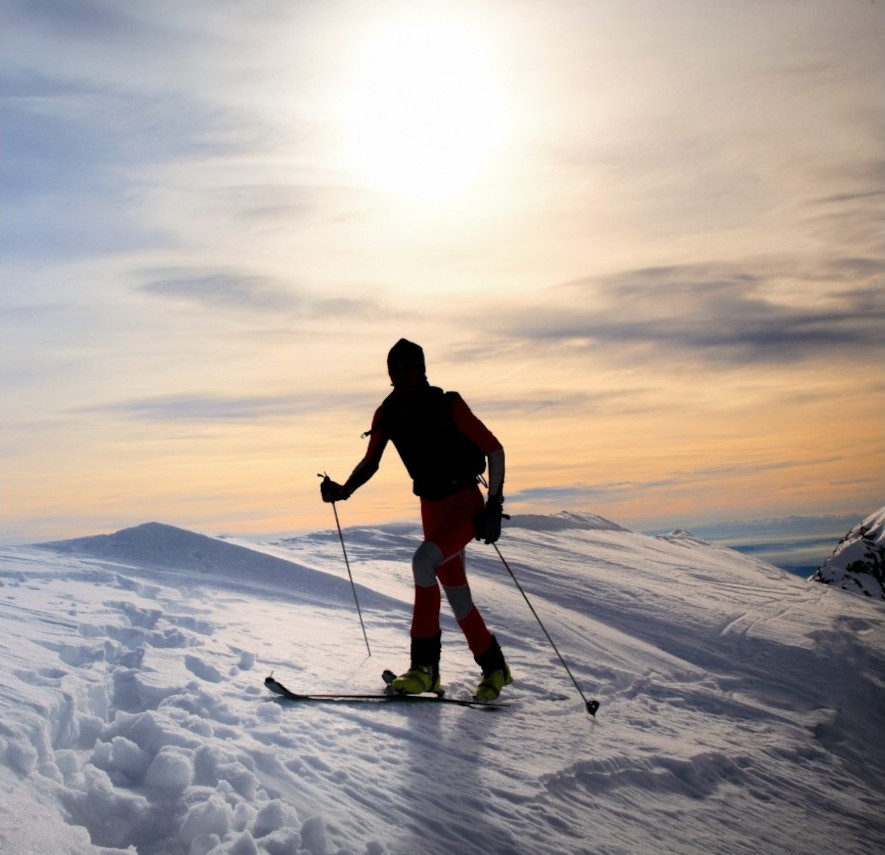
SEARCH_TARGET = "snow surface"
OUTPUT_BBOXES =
[1,512,884,855]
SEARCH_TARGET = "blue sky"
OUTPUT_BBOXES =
[1,0,883,543]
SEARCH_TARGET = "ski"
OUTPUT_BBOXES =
[264,674,509,709]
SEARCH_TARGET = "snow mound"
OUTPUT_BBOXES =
[41,521,277,575]
[655,529,714,547]
[811,506,885,600]
[37,521,361,608]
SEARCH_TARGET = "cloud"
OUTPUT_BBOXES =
[138,273,297,313]
[463,389,650,417]
[77,391,376,424]
[508,456,837,509]
[3,0,149,43]
[1,2,287,265]
[312,297,391,320]
[1,71,243,264]
[508,483,638,506]
[498,261,884,367]
[813,189,884,207]
[135,271,392,322]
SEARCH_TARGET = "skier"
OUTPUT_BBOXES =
[320,338,512,702]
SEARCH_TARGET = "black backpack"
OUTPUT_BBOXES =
[380,386,486,500]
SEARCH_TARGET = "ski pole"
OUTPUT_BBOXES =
[320,474,371,657]
[492,543,599,716]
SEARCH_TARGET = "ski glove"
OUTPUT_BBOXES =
[320,476,349,503]
[473,495,507,544]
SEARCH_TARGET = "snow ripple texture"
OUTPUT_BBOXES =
[1,513,883,855]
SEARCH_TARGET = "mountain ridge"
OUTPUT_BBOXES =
[811,506,885,600]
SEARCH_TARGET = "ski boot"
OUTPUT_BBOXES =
[474,664,513,702]
[473,636,513,702]
[390,665,442,695]
[390,633,442,695]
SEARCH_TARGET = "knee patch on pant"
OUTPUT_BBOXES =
[443,584,475,622]
[412,541,443,588]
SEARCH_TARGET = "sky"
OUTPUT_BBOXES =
[1,0,883,545]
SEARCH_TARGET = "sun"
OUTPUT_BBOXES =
[343,15,508,200]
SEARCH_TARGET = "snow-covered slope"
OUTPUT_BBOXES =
[811,506,885,600]
[1,515,883,855]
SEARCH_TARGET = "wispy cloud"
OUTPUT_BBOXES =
[136,270,392,320]
[2,2,288,265]
[312,297,392,320]
[77,391,379,423]
[138,273,297,313]
[508,456,845,510]
[5,0,166,43]
[461,389,651,418]
[497,261,884,366]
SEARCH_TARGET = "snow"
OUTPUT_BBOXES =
[1,512,883,855]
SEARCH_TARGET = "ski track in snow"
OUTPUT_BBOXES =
[1,515,883,855]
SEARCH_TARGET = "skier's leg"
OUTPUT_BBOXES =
[422,487,504,666]
[438,549,510,697]
[398,490,479,687]
[410,489,481,645]
[402,486,510,697]
[389,541,444,693]
[438,553,493,657]
[425,488,512,697]
[410,540,443,639]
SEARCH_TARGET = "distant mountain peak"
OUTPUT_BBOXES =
[810,506,885,600]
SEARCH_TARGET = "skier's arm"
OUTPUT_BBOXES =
[320,406,388,503]
[453,396,506,544]
[341,407,388,497]
[452,397,505,500]
[486,448,505,501]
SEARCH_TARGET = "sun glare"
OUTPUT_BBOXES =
[343,15,508,200]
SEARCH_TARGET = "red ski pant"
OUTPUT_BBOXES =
[411,486,493,658]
